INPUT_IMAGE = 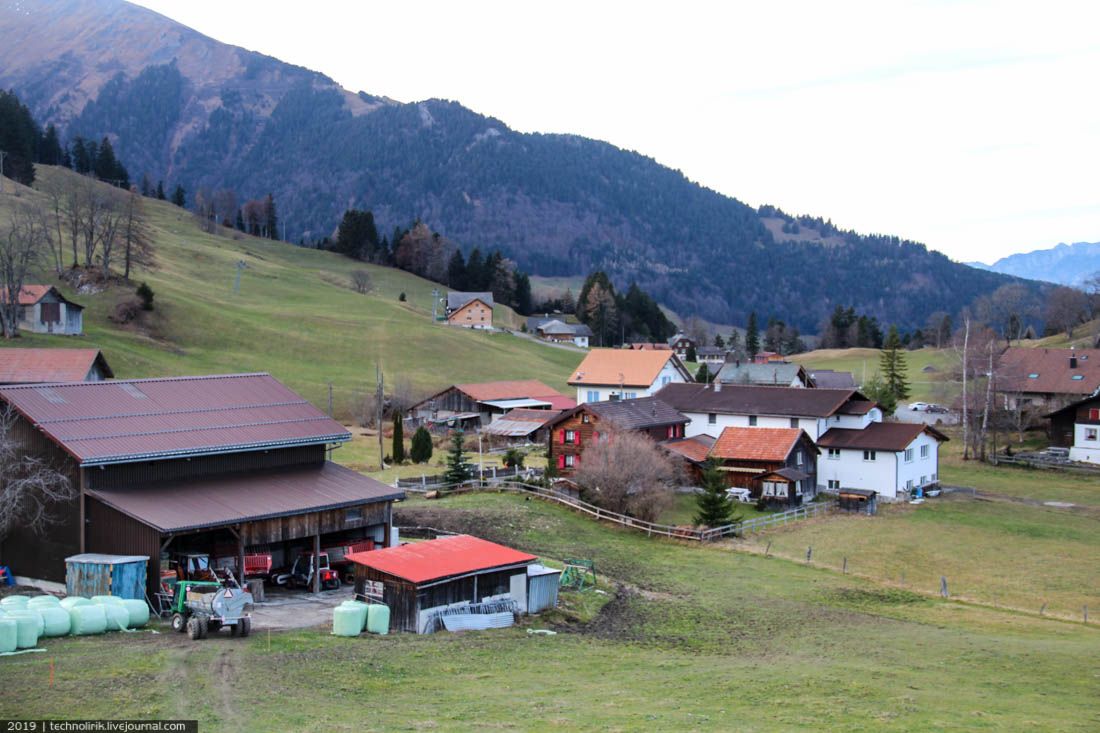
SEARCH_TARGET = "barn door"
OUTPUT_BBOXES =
[509,572,527,613]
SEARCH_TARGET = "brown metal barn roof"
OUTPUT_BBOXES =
[657,382,863,418]
[817,422,948,451]
[86,462,402,533]
[0,373,349,466]
[0,348,113,383]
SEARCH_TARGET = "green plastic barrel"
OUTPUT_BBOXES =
[60,597,91,611]
[38,606,71,637]
[6,611,40,649]
[90,595,124,606]
[27,595,61,609]
[0,618,16,653]
[103,604,130,632]
[366,604,390,635]
[69,604,108,635]
[332,605,365,637]
[0,595,29,610]
[120,599,150,628]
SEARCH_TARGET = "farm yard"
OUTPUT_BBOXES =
[2,488,1099,732]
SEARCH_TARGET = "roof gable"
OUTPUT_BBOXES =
[717,362,810,387]
[0,373,350,466]
[1,285,82,308]
[447,291,495,310]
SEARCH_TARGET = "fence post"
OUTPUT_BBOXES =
[940,576,948,598]
[1085,605,1089,623]
[842,557,847,574]
[421,475,426,489]
[1039,603,1046,616]
[765,541,771,557]
[806,546,812,564]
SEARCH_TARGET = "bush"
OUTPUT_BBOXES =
[503,447,526,468]
[136,282,155,311]
[398,291,407,302]
[109,299,141,324]
[351,270,372,294]
[410,427,433,464]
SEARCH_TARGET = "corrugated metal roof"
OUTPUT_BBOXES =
[87,462,402,532]
[347,535,536,584]
[809,370,858,389]
[717,362,810,386]
[0,373,350,465]
[817,423,948,451]
[658,382,861,418]
[447,291,495,310]
[483,408,560,437]
[0,348,113,384]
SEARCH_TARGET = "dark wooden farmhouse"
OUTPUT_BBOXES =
[409,379,575,432]
[0,373,402,598]
[546,396,687,475]
[707,426,818,505]
[350,534,538,633]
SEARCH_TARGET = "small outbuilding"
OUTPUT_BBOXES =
[65,553,148,600]
[349,535,539,633]
[2,285,85,335]
[837,488,878,515]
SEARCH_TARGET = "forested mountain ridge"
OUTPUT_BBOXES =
[0,0,1035,330]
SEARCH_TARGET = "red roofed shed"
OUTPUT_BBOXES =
[349,535,538,633]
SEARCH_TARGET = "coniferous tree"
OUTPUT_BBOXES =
[879,325,911,405]
[442,431,471,484]
[93,137,128,187]
[391,411,406,463]
[745,312,760,360]
[410,426,433,464]
[235,209,246,231]
[513,272,533,315]
[465,248,485,291]
[139,174,152,197]
[447,250,467,290]
[0,90,40,185]
[171,184,186,207]
[695,363,712,383]
[39,124,63,166]
[713,333,725,348]
[263,193,278,239]
[693,460,739,527]
[60,147,72,169]
[686,344,698,363]
[155,181,166,200]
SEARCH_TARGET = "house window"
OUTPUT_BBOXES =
[795,451,803,466]
[828,479,840,490]
[920,475,927,485]
[794,480,803,496]
[1086,428,1099,442]
[661,376,672,386]
[904,448,913,462]
[582,413,590,424]
[748,416,758,426]
[564,430,577,444]
[790,418,798,428]
[708,413,717,425]
[827,448,841,459]
[1071,375,1084,381]
[345,508,363,523]
[1028,373,1039,379]
[863,450,876,461]
[586,391,600,403]
[906,479,913,490]
[920,444,929,458]
[932,472,937,482]
[625,392,638,399]
[564,454,575,467]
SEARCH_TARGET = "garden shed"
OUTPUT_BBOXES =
[65,553,148,600]
[838,488,878,515]
[349,535,538,633]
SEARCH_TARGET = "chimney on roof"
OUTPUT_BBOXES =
[714,380,722,393]
[1070,347,1078,369]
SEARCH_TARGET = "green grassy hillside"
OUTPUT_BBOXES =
[0,167,582,417]
[792,347,955,402]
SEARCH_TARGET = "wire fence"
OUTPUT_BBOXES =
[396,466,543,490]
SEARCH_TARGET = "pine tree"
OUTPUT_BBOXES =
[39,124,63,166]
[879,325,911,405]
[745,312,760,360]
[71,137,91,174]
[171,184,186,207]
[263,193,278,240]
[410,426,433,464]
[447,249,467,290]
[391,410,406,463]
[695,363,712,383]
[713,333,725,348]
[693,460,739,527]
[685,344,697,363]
[155,181,166,200]
[442,431,471,485]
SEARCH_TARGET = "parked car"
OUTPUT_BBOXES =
[909,402,930,411]
[927,404,949,414]
[725,487,753,503]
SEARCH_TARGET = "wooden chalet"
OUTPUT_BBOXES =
[408,380,574,432]
[0,373,402,597]
[707,426,818,505]
[446,291,494,329]
[1046,393,1100,465]
[546,396,687,475]
[998,347,1100,411]
[349,535,538,633]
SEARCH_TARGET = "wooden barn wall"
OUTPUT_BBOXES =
[355,568,419,633]
[86,499,163,598]
[86,445,327,490]
[242,501,390,545]
[0,413,81,583]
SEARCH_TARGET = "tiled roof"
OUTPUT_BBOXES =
[662,434,716,463]
[447,291,494,310]
[817,422,948,451]
[658,382,861,418]
[583,396,687,430]
[709,427,803,462]
[87,462,401,533]
[569,348,685,387]
[0,373,349,466]
[347,534,536,585]
[0,348,113,384]
[1,284,51,306]
[998,348,1100,396]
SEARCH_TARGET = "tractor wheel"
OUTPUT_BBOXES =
[171,613,186,633]
[198,618,208,639]
[239,617,251,638]
[229,622,239,637]
[186,617,203,640]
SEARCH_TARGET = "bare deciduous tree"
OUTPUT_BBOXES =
[0,204,52,338]
[1044,286,1088,338]
[121,189,155,280]
[573,430,678,522]
[350,269,372,294]
[0,406,75,541]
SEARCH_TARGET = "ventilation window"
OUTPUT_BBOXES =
[1028,373,1039,379]
[1071,375,1084,381]
[34,387,67,404]
[119,383,148,399]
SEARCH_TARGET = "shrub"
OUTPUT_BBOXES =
[136,282,155,311]
[398,291,407,302]
[410,427,433,464]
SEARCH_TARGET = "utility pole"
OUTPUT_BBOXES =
[376,363,385,468]
[0,151,7,194]
[478,432,484,478]
[233,260,247,294]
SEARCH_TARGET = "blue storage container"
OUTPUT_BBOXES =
[64,554,149,600]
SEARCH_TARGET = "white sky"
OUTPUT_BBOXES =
[131,0,1100,263]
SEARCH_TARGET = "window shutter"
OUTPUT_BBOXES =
[560,430,566,444]
[576,430,583,446]
[557,455,565,469]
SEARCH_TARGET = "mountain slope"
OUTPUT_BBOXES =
[969,241,1100,287]
[0,0,1036,330]
[0,166,582,415]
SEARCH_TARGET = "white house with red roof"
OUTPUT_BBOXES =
[816,422,948,499]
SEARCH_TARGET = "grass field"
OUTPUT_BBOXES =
[792,347,955,402]
[2,492,1098,731]
[0,168,583,418]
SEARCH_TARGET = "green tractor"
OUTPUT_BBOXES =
[168,572,254,640]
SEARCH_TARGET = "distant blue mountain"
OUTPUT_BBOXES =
[969,242,1100,287]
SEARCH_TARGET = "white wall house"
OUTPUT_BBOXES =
[1048,396,1100,465]
[570,349,691,404]
[817,423,946,500]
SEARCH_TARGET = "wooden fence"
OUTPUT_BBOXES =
[396,466,543,490]
[989,454,1100,476]
[404,479,834,542]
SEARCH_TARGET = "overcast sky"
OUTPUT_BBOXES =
[132,0,1099,264]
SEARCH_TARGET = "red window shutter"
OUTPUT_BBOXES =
[1091,408,1100,421]
[576,430,583,446]
[560,430,566,444]
[557,455,565,469]
[574,452,580,466]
